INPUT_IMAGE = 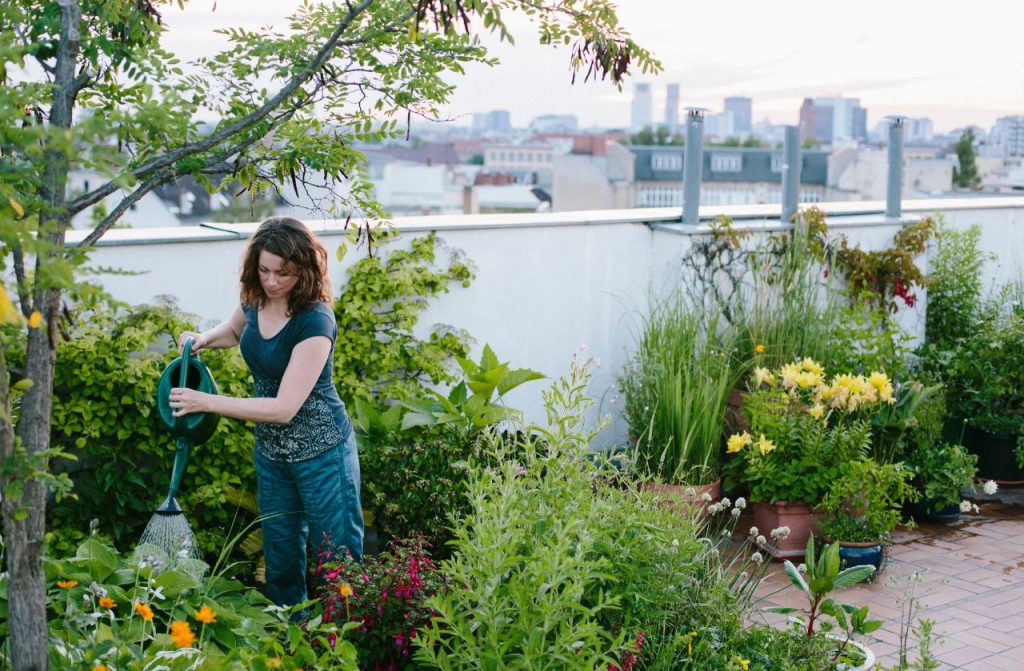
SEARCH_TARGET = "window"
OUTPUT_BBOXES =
[651,152,683,171]
[710,153,742,172]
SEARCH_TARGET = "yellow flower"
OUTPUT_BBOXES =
[195,605,217,624]
[0,285,22,325]
[98,597,116,610]
[734,657,750,671]
[756,435,776,455]
[169,620,195,648]
[754,344,765,353]
[56,580,78,589]
[868,371,895,403]
[265,659,282,670]
[727,432,752,453]
[799,358,824,376]
[686,631,698,656]
[134,602,154,622]
[809,404,825,420]
[339,582,354,599]
[753,367,774,388]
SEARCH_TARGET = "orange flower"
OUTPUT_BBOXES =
[338,582,354,599]
[169,620,195,648]
[56,580,78,589]
[98,597,116,610]
[92,665,109,671]
[134,602,154,622]
[195,605,217,624]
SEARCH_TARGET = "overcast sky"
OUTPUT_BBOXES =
[161,0,1024,133]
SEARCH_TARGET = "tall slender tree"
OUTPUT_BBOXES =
[953,127,982,190]
[0,2,658,668]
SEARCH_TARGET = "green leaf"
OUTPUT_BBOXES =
[833,565,875,589]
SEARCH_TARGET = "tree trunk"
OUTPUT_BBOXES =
[2,1,80,668]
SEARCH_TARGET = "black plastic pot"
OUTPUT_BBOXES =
[964,425,1024,485]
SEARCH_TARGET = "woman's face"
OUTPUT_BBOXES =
[257,250,299,300]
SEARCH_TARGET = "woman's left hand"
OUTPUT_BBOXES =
[169,387,208,417]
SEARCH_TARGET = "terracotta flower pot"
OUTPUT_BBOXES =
[753,501,821,560]
[643,479,722,513]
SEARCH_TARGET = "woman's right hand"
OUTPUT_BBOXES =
[177,331,206,354]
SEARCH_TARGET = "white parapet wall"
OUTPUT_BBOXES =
[66,196,1024,446]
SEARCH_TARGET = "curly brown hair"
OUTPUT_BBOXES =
[239,217,332,315]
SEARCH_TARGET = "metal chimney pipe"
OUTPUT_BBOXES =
[886,116,905,219]
[782,125,802,225]
[682,107,707,226]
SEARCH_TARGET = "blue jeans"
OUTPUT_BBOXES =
[255,430,363,609]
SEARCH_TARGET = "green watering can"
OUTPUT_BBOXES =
[153,338,220,514]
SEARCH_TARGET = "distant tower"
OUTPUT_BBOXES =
[665,84,680,133]
[724,96,752,134]
[799,98,816,142]
[631,83,652,131]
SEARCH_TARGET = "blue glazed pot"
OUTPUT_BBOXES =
[908,498,961,524]
[838,542,884,574]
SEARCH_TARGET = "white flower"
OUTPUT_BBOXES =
[960,500,973,513]
[731,508,741,518]
[748,526,758,536]
[797,563,807,574]
[755,534,767,546]
[770,526,791,540]
[721,497,731,508]
[700,492,713,502]
[751,551,764,564]
[685,487,696,497]
[708,503,722,515]
[983,480,998,496]
[671,538,680,553]
[734,497,747,510]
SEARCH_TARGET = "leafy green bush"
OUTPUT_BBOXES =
[0,537,358,669]
[924,222,989,352]
[416,355,751,669]
[28,299,257,561]
[334,230,474,410]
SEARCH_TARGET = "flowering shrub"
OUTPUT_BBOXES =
[0,537,357,670]
[315,536,448,670]
[725,359,895,504]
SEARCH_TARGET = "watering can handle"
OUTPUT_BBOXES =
[179,338,194,389]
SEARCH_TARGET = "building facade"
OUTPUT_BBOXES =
[724,96,753,135]
[631,82,653,131]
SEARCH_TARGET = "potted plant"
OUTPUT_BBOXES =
[618,295,736,503]
[935,289,1024,483]
[817,459,918,572]
[871,382,979,522]
[724,358,896,558]
[767,536,881,671]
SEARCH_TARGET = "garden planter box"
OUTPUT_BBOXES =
[753,501,821,560]
[965,426,1024,485]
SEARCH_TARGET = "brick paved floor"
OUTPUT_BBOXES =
[751,489,1024,670]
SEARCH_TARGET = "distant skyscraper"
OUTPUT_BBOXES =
[904,118,934,143]
[992,115,1024,156]
[799,98,817,141]
[665,84,680,132]
[724,96,753,134]
[631,82,653,131]
[472,110,511,134]
[852,107,868,142]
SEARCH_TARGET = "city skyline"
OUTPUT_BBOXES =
[162,0,1023,134]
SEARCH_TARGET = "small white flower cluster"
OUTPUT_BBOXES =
[770,526,791,541]
[751,551,764,564]
[707,496,748,517]
[960,500,980,514]
[983,480,999,496]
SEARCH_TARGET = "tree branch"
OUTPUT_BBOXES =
[67,0,376,216]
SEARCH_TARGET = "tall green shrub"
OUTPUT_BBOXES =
[334,230,474,409]
[924,222,989,350]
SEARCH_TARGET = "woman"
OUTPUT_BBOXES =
[169,216,363,609]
